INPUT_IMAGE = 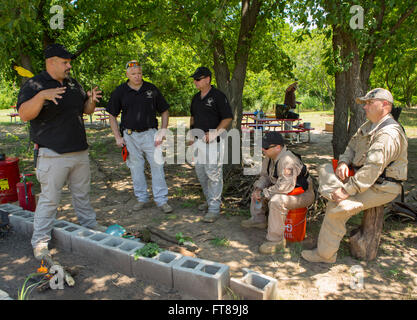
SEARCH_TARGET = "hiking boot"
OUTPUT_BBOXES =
[33,244,51,261]
[259,240,286,254]
[158,203,173,214]
[202,212,220,223]
[241,219,267,229]
[198,203,208,211]
[133,201,147,211]
[301,249,336,263]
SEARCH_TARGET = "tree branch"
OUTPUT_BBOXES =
[73,23,151,58]
[376,5,417,51]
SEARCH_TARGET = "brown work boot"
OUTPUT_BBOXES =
[259,240,286,254]
[301,249,336,263]
[33,243,51,261]
[202,212,220,223]
[241,218,267,229]
[158,203,173,214]
[133,201,147,211]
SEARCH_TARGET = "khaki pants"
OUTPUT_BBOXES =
[250,181,315,242]
[316,164,401,259]
[31,148,97,248]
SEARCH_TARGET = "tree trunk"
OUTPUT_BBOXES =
[332,26,369,159]
[19,53,34,86]
[349,205,385,261]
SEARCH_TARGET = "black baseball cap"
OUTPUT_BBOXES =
[44,44,75,59]
[191,66,212,79]
[262,131,285,149]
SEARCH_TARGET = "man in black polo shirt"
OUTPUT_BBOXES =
[106,61,172,213]
[17,44,104,261]
[189,66,233,222]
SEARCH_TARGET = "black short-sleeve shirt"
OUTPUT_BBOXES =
[190,86,233,132]
[106,81,169,130]
[16,71,89,154]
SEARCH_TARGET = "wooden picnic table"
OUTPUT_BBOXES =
[8,106,20,123]
[244,122,314,143]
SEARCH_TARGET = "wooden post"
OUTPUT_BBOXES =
[349,205,385,261]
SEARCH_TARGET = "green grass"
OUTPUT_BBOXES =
[210,237,230,247]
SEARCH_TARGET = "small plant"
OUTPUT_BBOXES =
[134,243,163,259]
[211,237,230,247]
[175,232,194,245]
[17,273,49,300]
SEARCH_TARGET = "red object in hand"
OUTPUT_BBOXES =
[122,145,129,162]
[122,146,129,162]
[332,159,354,176]
[287,187,305,195]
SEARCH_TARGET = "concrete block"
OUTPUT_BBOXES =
[8,211,34,236]
[131,250,182,288]
[51,222,85,252]
[0,203,24,213]
[229,269,278,300]
[172,256,230,300]
[70,229,110,259]
[71,230,143,276]
[8,214,26,234]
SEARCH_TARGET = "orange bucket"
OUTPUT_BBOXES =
[285,187,307,242]
[284,207,307,242]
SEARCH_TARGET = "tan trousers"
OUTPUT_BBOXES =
[31,148,97,248]
[250,181,315,242]
[316,164,401,259]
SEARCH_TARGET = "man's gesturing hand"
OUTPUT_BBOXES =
[87,86,102,103]
[41,87,66,105]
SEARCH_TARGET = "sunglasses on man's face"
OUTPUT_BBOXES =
[126,61,140,69]
[194,76,208,82]
[263,144,277,150]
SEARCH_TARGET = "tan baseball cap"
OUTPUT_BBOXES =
[356,88,394,104]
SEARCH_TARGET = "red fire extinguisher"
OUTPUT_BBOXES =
[16,173,36,212]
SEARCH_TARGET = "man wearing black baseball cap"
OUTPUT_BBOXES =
[241,131,315,254]
[188,66,233,222]
[17,43,104,261]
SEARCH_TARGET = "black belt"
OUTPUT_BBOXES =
[126,128,150,134]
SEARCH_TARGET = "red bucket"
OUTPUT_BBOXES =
[0,157,20,204]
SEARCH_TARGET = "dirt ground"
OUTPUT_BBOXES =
[1,122,417,300]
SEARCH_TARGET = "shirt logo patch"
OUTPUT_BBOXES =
[206,97,214,107]
[146,90,153,98]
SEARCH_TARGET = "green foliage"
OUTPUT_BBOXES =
[210,237,230,247]
[0,77,19,109]
[17,273,49,300]
[134,242,163,259]
[175,232,194,245]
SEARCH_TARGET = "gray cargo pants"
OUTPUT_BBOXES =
[193,139,224,214]
[31,148,97,248]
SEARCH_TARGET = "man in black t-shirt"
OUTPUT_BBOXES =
[189,67,233,222]
[17,44,104,261]
[106,61,172,214]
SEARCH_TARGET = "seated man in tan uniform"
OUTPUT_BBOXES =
[302,88,408,263]
[241,132,315,254]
